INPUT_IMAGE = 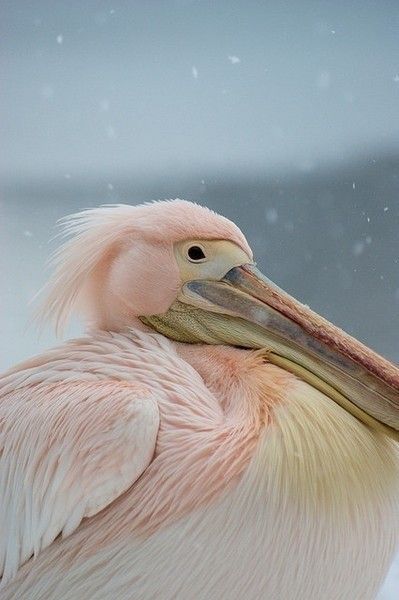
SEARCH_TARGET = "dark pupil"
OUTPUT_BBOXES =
[188,245,206,261]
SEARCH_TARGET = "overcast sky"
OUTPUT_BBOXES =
[1,0,399,179]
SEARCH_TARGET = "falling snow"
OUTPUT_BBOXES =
[284,221,294,232]
[56,34,63,45]
[192,66,198,79]
[228,55,241,64]
[317,71,331,89]
[41,85,54,100]
[352,241,365,256]
[265,208,278,224]
[106,125,116,139]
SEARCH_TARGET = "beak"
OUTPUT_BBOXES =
[141,264,399,440]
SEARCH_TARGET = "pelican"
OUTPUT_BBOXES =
[0,200,398,600]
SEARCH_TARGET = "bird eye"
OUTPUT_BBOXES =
[187,245,206,262]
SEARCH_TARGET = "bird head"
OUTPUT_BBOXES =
[38,199,399,440]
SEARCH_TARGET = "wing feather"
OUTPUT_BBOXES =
[0,378,159,583]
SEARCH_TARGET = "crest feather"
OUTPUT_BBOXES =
[34,204,139,335]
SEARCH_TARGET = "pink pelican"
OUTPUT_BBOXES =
[0,200,398,599]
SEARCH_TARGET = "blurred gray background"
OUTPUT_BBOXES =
[0,1,398,596]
